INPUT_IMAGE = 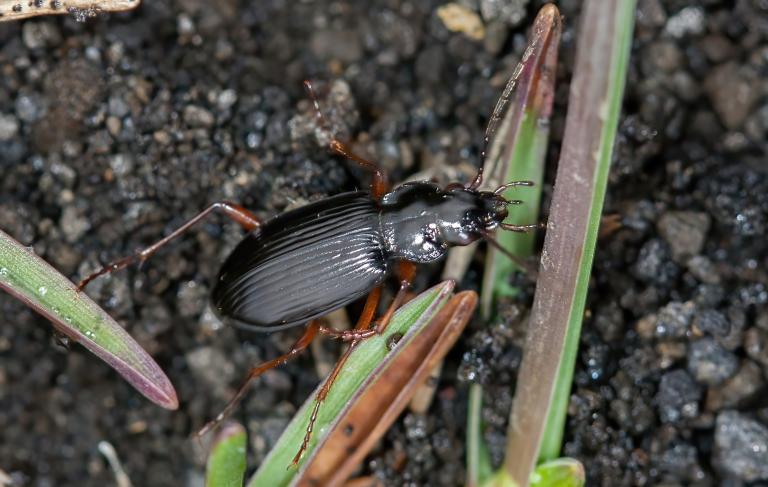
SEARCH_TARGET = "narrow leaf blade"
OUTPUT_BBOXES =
[530,459,585,487]
[481,4,561,309]
[0,229,178,409]
[206,423,248,487]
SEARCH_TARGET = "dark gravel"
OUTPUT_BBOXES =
[0,1,767,486]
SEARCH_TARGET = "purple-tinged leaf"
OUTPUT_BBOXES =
[0,229,178,409]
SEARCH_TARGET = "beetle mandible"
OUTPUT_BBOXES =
[78,80,537,465]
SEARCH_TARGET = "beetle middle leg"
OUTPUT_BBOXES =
[78,201,261,291]
[372,261,416,335]
[292,286,383,465]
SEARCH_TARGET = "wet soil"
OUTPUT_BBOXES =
[0,0,767,486]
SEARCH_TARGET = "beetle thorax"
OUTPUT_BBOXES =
[379,182,508,264]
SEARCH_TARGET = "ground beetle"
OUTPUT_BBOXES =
[78,81,537,465]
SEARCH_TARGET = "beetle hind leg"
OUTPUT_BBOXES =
[197,320,320,438]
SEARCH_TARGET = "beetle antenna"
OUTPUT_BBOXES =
[482,70,521,159]
[494,180,535,195]
[482,232,538,276]
[303,80,334,143]
[500,222,540,232]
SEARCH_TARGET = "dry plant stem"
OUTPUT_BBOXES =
[294,291,478,487]
[0,0,139,21]
[503,0,634,484]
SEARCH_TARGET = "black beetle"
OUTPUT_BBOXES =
[78,81,536,464]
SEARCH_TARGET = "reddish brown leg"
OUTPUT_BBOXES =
[372,261,416,335]
[318,286,382,342]
[328,139,389,199]
[78,201,261,291]
[303,80,389,200]
[197,320,321,438]
[467,166,484,190]
[291,287,383,466]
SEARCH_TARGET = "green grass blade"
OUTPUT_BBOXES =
[206,423,248,487]
[0,229,178,409]
[480,4,560,311]
[530,459,585,487]
[248,281,455,487]
[467,383,493,487]
[503,0,636,482]
[479,458,584,487]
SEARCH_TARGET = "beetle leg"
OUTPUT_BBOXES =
[328,139,389,200]
[197,320,320,438]
[77,201,261,291]
[372,261,416,335]
[303,80,389,200]
[317,285,382,341]
[292,337,360,467]
[291,287,382,466]
[467,166,484,190]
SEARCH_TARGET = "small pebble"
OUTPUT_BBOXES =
[183,105,215,128]
[185,347,235,399]
[664,6,705,38]
[688,337,739,386]
[692,309,730,337]
[59,206,90,243]
[437,3,485,41]
[22,21,61,50]
[654,301,696,339]
[656,369,701,424]
[705,62,761,130]
[479,0,528,27]
[706,361,764,411]
[715,411,768,481]
[744,328,768,368]
[657,211,710,263]
[686,255,721,284]
[0,114,19,141]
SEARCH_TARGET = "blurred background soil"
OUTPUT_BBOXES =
[0,0,767,485]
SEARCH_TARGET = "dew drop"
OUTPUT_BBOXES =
[0,267,7,276]
[38,286,47,296]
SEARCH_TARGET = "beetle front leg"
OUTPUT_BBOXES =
[303,80,390,200]
[77,201,261,291]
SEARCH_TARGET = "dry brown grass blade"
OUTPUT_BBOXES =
[503,0,635,482]
[0,0,139,22]
[294,291,478,487]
